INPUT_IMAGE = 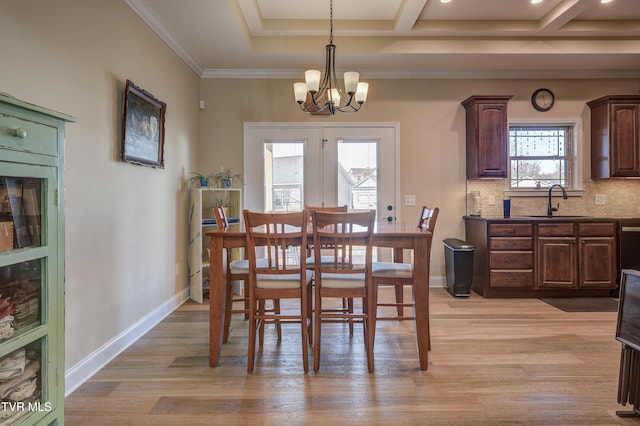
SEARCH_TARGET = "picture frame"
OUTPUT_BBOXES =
[121,80,166,168]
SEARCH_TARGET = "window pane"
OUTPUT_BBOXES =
[264,142,304,212]
[509,126,571,189]
[337,140,377,210]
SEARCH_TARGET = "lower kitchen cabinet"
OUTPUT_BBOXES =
[465,217,618,297]
[578,223,617,289]
[537,223,577,289]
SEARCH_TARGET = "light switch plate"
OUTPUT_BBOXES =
[595,194,606,205]
[488,195,496,205]
[405,195,416,206]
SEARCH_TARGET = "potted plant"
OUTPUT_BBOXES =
[211,167,243,188]
[186,172,213,188]
[214,198,230,217]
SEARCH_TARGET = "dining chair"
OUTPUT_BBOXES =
[213,206,280,343]
[243,209,313,373]
[372,206,439,321]
[311,209,376,373]
[304,205,348,269]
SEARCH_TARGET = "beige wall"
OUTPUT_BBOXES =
[1,0,199,383]
[199,78,640,278]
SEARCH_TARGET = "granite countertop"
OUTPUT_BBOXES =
[463,215,635,222]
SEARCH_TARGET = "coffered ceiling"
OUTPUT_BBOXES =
[125,0,640,79]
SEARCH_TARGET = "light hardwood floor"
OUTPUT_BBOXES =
[65,288,639,425]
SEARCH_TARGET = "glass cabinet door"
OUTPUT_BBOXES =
[0,162,58,424]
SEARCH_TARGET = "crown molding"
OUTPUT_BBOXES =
[201,68,640,80]
[125,0,203,76]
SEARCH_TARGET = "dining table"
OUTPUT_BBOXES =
[206,220,434,370]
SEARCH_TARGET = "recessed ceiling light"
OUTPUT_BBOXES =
[531,0,543,4]
[601,0,613,3]
[441,0,451,3]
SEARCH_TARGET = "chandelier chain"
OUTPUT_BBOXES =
[329,0,334,45]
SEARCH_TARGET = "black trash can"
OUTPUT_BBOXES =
[443,238,474,298]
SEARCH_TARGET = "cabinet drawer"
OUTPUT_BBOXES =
[0,113,57,156]
[490,237,533,251]
[490,251,533,269]
[578,222,615,237]
[490,270,533,288]
[489,224,532,237]
[538,223,574,237]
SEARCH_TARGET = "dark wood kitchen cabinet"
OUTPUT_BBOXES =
[488,223,534,288]
[537,223,577,289]
[465,217,617,297]
[588,95,640,178]
[578,223,617,289]
[537,222,616,290]
[462,95,512,179]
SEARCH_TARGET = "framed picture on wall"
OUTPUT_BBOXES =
[121,80,166,168]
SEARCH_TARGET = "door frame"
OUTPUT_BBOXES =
[243,122,400,218]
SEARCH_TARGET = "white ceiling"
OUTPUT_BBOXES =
[125,0,640,79]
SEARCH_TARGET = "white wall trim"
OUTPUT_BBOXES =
[65,288,190,396]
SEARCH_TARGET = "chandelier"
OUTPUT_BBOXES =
[293,0,369,115]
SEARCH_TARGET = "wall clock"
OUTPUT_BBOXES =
[531,88,555,112]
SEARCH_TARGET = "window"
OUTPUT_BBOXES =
[508,123,579,191]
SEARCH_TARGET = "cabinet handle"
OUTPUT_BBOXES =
[12,128,27,138]
[505,276,516,281]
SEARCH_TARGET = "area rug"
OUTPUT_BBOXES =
[540,297,619,312]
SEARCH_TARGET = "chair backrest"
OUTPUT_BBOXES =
[213,206,229,228]
[243,210,308,278]
[305,205,348,222]
[311,210,375,276]
[417,206,439,233]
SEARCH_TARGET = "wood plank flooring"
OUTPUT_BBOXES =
[65,288,640,425]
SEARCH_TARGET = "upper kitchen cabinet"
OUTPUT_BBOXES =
[462,95,513,179]
[588,95,640,179]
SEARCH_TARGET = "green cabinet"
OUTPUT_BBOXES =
[0,94,74,424]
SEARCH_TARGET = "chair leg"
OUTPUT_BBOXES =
[258,300,266,348]
[394,284,404,318]
[301,298,309,373]
[247,301,257,373]
[274,299,282,341]
[222,279,234,343]
[307,285,314,346]
[243,281,249,319]
[313,291,322,372]
[365,293,375,373]
[347,298,354,335]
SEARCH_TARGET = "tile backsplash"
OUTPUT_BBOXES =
[466,179,640,218]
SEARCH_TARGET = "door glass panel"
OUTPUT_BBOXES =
[0,337,46,420]
[263,142,304,212]
[0,177,43,251]
[337,140,377,212]
[0,258,43,340]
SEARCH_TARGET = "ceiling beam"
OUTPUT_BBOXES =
[539,0,592,31]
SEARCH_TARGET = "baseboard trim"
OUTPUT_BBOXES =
[65,288,190,396]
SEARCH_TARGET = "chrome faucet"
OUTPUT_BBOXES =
[547,184,568,217]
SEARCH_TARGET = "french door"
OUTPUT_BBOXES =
[243,123,399,222]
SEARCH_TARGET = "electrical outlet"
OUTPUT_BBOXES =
[405,195,416,206]
[488,195,496,205]
[595,194,606,205]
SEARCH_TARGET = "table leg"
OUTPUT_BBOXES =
[209,235,227,367]
[412,236,431,370]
